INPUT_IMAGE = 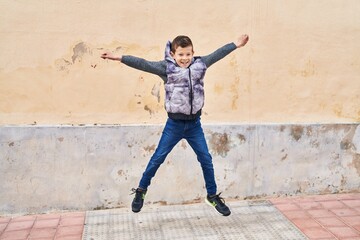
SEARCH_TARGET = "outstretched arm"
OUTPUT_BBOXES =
[101,52,166,76]
[202,34,249,68]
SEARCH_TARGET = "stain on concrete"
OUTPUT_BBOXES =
[291,125,304,141]
[281,154,288,161]
[280,125,286,132]
[339,125,358,153]
[340,140,354,150]
[306,126,313,136]
[181,140,187,149]
[310,140,320,148]
[57,137,64,142]
[153,200,167,206]
[144,105,154,115]
[290,59,316,77]
[72,42,91,63]
[229,56,240,110]
[213,83,224,94]
[238,134,246,144]
[209,132,230,157]
[352,153,360,176]
[340,175,347,186]
[117,170,124,176]
[354,125,360,154]
[181,197,202,205]
[151,82,161,103]
[8,142,14,147]
[55,58,72,72]
[144,144,156,153]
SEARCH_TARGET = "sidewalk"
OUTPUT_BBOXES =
[0,193,359,240]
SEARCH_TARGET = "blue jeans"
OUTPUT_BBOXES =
[138,117,217,195]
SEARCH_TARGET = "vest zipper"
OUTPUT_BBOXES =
[188,68,193,115]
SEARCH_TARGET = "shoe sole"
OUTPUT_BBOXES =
[205,198,231,216]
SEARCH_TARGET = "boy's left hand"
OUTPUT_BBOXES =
[235,34,249,48]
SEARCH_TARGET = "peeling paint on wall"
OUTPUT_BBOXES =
[291,126,304,141]
[72,42,91,63]
[352,154,360,176]
[209,132,230,157]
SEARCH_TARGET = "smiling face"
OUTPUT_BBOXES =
[170,46,194,68]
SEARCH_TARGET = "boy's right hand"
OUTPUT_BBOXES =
[235,34,249,48]
[101,52,122,61]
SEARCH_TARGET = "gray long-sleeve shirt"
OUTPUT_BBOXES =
[121,43,237,83]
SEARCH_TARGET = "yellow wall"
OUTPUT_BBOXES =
[0,0,359,125]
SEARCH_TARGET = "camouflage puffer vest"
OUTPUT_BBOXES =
[164,41,207,115]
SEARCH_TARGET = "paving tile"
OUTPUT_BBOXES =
[282,210,310,220]
[269,197,294,204]
[310,238,336,240]
[274,203,301,211]
[55,235,82,240]
[319,200,347,209]
[36,214,61,221]
[341,216,360,226]
[55,226,83,237]
[337,193,360,200]
[328,226,360,238]
[0,223,8,233]
[0,229,31,239]
[29,228,57,238]
[5,220,34,231]
[332,208,359,217]
[28,237,54,240]
[308,209,336,218]
[60,212,85,218]
[341,238,360,240]
[291,218,322,229]
[292,196,317,203]
[354,225,360,232]
[0,218,11,224]
[11,215,36,222]
[296,201,323,210]
[302,227,334,239]
[342,200,360,208]
[33,219,60,229]
[315,217,348,227]
[59,217,84,227]
[313,194,340,202]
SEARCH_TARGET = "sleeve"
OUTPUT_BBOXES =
[201,43,237,68]
[121,55,167,76]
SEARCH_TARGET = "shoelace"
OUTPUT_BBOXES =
[130,188,137,195]
[130,188,144,202]
[212,192,226,206]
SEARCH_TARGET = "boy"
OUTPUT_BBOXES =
[101,34,249,216]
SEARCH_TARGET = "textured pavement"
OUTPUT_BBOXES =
[0,193,359,240]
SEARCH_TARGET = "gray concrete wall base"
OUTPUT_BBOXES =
[1,123,359,215]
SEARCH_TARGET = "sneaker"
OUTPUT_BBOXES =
[205,193,231,216]
[131,188,147,213]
